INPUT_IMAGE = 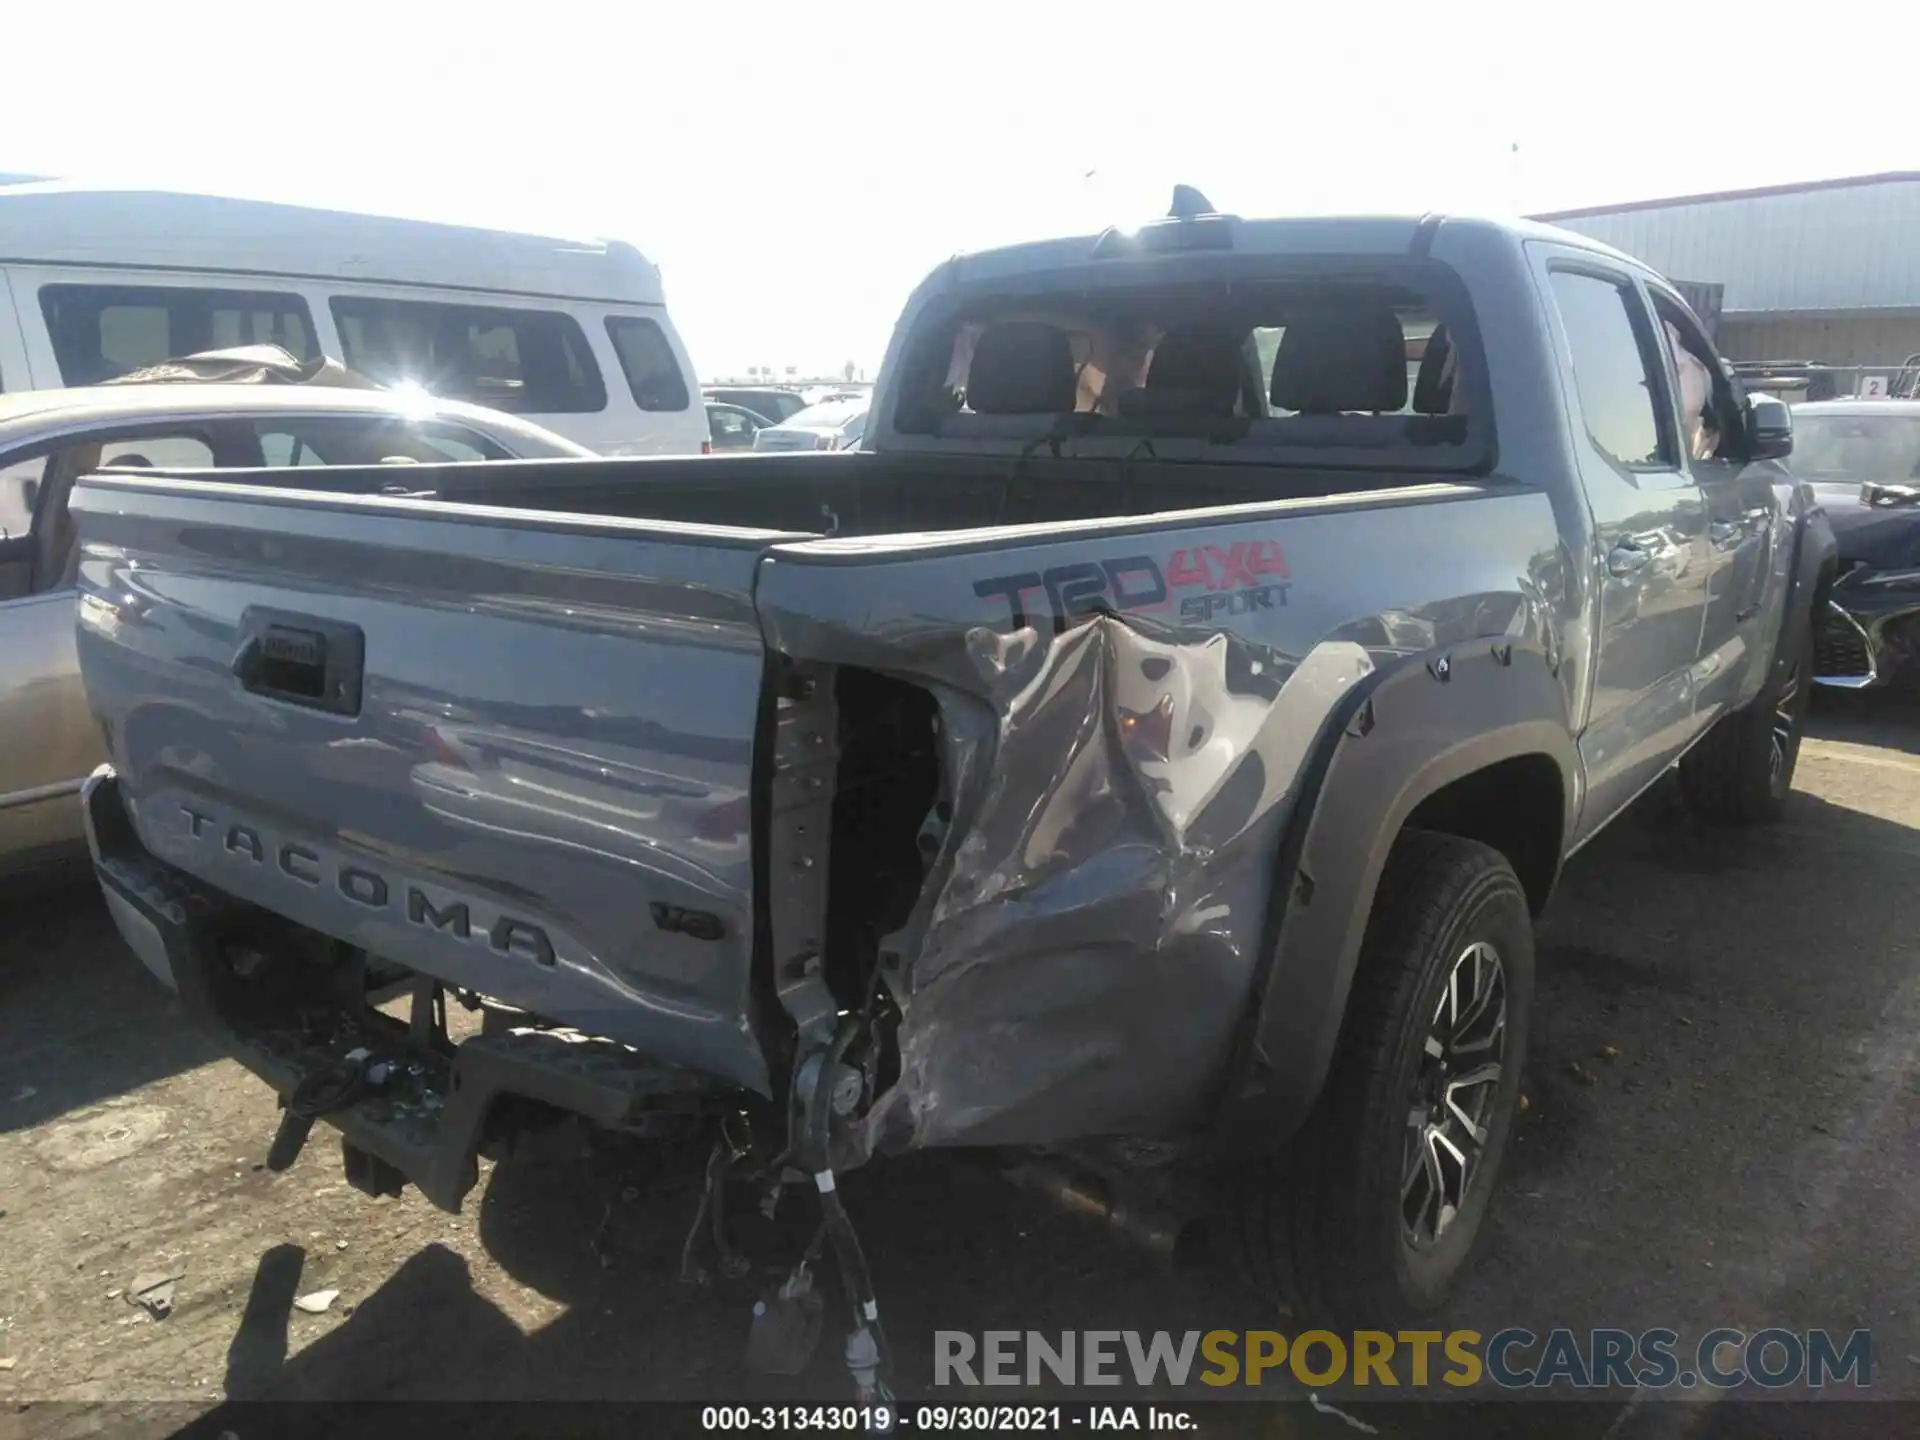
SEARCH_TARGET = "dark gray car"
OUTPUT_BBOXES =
[72,204,1831,1380]
[1791,399,1920,687]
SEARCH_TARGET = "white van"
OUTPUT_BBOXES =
[0,185,709,456]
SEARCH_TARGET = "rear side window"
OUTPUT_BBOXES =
[98,436,216,469]
[40,284,314,385]
[605,316,691,411]
[16,431,215,593]
[0,455,43,541]
[251,416,510,467]
[1548,271,1671,471]
[331,297,606,414]
[709,407,754,441]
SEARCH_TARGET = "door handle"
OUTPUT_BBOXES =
[1607,544,1652,577]
[233,607,365,716]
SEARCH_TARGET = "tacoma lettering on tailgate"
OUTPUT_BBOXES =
[179,804,557,967]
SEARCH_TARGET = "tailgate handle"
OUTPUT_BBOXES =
[233,608,365,717]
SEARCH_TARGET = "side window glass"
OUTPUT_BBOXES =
[258,431,303,466]
[408,427,491,462]
[1548,271,1672,472]
[18,433,209,595]
[605,317,692,411]
[39,284,314,385]
[1653,300,1739,463]
[99,303,171,371]
[210,303,313,357]
[330,297,605,414]
[0,455,46,541]
[99,436,215,470]
[251,417,505,466]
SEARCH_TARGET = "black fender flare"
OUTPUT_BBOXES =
[1212,638,1577,1153]
[1779,504,1838,667]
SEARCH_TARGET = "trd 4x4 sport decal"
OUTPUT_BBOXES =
[973,541,1291,632]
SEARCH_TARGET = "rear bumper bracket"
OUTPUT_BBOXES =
[84,767,724,1211]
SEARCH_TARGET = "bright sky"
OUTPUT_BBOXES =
[10,1,1916,379]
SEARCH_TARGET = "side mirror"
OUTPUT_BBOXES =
[1745,394,1793,461]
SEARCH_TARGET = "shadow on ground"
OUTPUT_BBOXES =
[1807,683,1920,755]
[0,863,220,1135]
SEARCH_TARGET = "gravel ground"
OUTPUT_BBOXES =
[2,695,1917,1438]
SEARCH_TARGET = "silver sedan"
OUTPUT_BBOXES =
[0,383,589,873]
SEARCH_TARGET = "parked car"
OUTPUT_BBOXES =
[703,387,810,424]
[73,202,1830,1384]
[0,183,708,455]
[0,382,588,874]
[751,397,867,451]
[705,401,774,451]
[1792,399,1920,689]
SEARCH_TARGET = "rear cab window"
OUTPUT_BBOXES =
[330,296,606,414]
[605,316,691,411]
[40,284,314,385]
[887,258,1491,473]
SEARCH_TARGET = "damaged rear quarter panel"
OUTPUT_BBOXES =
[753,484,1567,1153]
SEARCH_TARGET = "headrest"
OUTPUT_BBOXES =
[966,322,1077,415]
[1410,324,1453,415]
[1142,325,1245,417]
[1270,298,1408,414]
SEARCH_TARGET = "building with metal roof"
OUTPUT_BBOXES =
[1534,172,1920,380]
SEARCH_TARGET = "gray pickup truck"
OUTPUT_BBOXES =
[74,200,1833,1376]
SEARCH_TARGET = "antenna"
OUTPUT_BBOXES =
[1168,185,1216,219]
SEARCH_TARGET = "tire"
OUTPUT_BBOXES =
[1228,830,1534,1328]
[1680,605,1812,825]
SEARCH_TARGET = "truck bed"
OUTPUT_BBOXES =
[71,450,1557,1156]
[218,449,1442,536]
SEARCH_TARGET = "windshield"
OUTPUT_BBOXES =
[1792,413,1920,484]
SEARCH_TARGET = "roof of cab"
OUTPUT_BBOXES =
[0,184,664,306]
[0,382,592,453]
[946,211,1647,284]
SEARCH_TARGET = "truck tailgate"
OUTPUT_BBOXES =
[72,476,803,1095]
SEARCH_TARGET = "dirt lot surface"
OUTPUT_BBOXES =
[3,697,1918,1438]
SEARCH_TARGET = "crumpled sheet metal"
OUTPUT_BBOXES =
[753,492,1564,1160]
[859,613,1380,1155]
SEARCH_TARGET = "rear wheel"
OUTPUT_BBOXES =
[1681,607,1812,825]
[1228,830,1533,1327]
